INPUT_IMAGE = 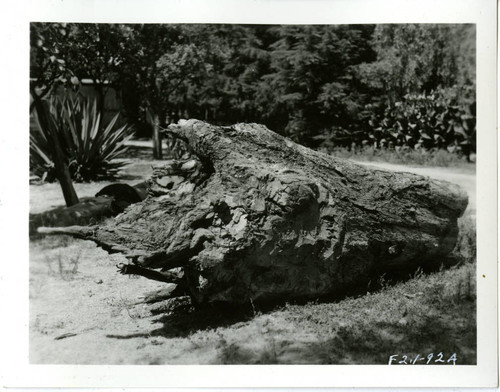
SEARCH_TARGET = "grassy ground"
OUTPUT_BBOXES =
[328,146,476,172]
[29,150,477,365]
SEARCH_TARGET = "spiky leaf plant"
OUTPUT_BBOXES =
[30,95,133,182]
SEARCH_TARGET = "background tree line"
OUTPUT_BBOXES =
[31,23,476,157]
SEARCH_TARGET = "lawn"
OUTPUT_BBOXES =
[29,149,477,365]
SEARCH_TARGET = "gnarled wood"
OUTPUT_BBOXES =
[38,120,468,305]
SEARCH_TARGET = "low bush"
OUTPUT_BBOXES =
[369,89,475,154]
[30,95,133,182]
[318,87,476,160]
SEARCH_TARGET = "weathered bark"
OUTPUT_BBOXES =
[39,120,468,305]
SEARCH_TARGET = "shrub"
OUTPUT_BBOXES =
[30,95,133,182]
[368,89,475,154]
[318,87,476,159]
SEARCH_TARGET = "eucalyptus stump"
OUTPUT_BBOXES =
[40,120,468,306]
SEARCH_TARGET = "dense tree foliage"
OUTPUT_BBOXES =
[30,23,476,154]
[30,23,78,105]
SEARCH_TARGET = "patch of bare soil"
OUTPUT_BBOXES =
[29,161,477,364]
[30,236,214,364]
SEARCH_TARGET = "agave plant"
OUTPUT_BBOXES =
[30,95,134,182]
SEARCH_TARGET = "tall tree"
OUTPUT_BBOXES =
[30,22,79,206]
[64,24,134,117]
[355,24,476,104]
[256,25,375,143]
[30,23,78,109]
[116,24,181,157]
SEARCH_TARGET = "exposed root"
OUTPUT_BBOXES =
[116,263,184,284]
[138,285,189,304]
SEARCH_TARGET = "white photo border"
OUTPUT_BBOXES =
[0,0,497,388]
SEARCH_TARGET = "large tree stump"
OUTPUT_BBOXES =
[39,120,468,305]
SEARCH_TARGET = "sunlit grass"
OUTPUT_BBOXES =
[328,146,475,171]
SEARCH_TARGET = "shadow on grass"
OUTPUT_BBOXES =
[295,302,477,365]
[106,253,470,343]
[211,291,476,365]
[104,213,475,349]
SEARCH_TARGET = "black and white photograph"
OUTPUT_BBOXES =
[0,0,497,388]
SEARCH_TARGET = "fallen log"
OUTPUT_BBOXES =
[30,182,147,236]
[38,120,468,305]
[30,197,113,236]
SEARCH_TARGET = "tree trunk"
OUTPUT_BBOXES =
[39,120,468,306]
[152,113,163,160]
[94,83,106,121]
[32,96,79,207]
